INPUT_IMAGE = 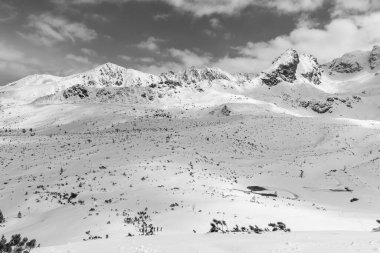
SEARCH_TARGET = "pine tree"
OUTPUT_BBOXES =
[0,209,5,223]
[26,239,37,250]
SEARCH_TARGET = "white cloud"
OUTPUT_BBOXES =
[168,48,211,67]
[119,55,132,61]
[153,13,170,20]
[333,0,380,16]
[135,48,211,74]
[19,13,98,46]
[80,48,98,56]
[50,0,380,17]
[209,18,222,29]
[139,57,156,63]
[0,41,42,84]
[137,36,164,51]
[66,54,91,64]
[52,0,326,16]
[213,11,380,73]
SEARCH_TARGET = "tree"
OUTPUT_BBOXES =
[26,239,37,251]
[0,235,7,251]
[0,209,5,223]
[10,234,21,246]
[17,211,22,219]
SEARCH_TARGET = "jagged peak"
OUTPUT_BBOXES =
[160,66,236,83]
[88,62,127,75]
[272,48,299,65]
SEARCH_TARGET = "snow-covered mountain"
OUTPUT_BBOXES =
[1,46,380,119]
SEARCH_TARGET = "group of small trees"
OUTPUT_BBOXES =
[0,211,38,252]
[0,234,37,253]
[209,219,291,234]
[209,219,228,233]
[123,208,161,236]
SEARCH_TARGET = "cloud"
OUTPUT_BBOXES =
[19,13,98,46]
[84,13,109,23]
[209,18,222,29]
[0,2,17,22]
[119,55,132,61]
[51,0,326,16]
[212,11,380,73]
[80,48,98,56]
[135,48,211,74]
[66,54,91,64]
[135,9,380,75]
[137,36,164,51]
[168,48,211,67]
[0,41,42,84]
[333,0,380,16]
[153,13,170,20]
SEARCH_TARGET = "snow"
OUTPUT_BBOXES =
[1,47,380,253]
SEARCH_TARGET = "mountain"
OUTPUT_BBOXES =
[1,46,380,119]
[324,45,380,75]
[160,67,237,84]
[66,62,160,88]
[258,49,323,87]
[0,63,161,105]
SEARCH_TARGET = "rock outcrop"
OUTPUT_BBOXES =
[260,49,300,86]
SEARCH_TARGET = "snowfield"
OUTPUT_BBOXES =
[1,47,380,252]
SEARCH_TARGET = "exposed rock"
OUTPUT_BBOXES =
[62,84,89,99]
[369,45,380,69]
[327,51,367,74]
[299,96,361,113]
[299,100,332,114]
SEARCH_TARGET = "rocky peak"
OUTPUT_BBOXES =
[74,63,159,88]
[369,45,380,70]
[160,67,236,84]
[260,49,300,86]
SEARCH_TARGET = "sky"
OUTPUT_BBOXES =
[0,0,380,85]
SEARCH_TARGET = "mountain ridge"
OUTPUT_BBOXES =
[1,46,380,115]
